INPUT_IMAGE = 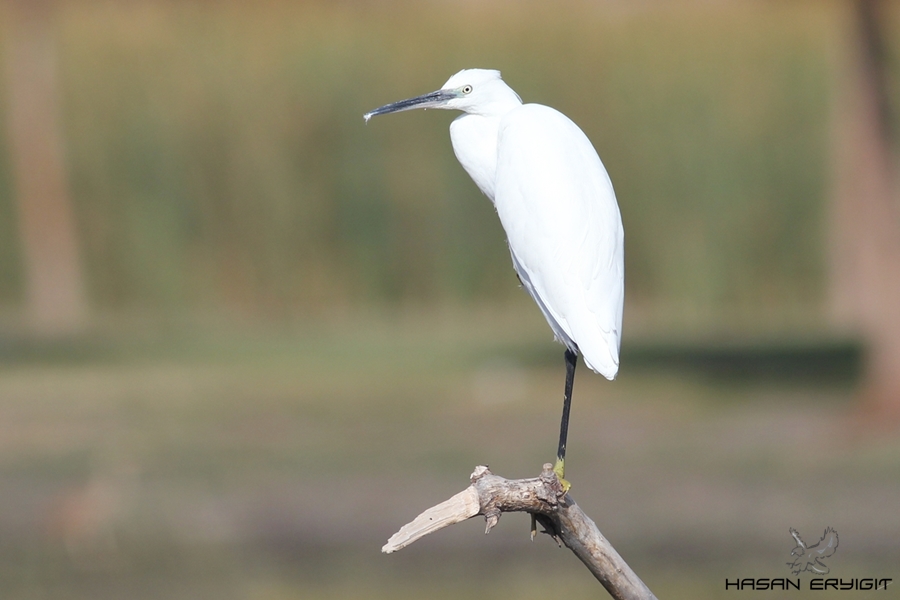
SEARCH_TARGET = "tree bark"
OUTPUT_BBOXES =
[830,0,900,419]
[383,464,657,600]
[3,0,88,334]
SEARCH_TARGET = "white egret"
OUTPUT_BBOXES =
[364,69,624,486]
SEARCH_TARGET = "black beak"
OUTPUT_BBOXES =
[364,89,458,122]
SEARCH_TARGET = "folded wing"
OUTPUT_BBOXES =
[494,104,624,379]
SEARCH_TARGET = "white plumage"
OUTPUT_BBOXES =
[367,69,623,379]
[365,68,625,477]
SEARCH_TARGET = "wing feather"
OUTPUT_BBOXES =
[494,104,624,378]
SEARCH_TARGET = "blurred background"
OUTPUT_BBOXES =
[1,0,899,598]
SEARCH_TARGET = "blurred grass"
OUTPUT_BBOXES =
[0,0,840,332]
[3,2,900,599]
[0,315,898,599]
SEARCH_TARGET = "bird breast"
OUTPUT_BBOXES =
[449,114,501,201]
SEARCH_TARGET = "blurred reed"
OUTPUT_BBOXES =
[0,1,835,333]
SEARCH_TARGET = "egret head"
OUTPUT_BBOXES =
[364,69,522,122]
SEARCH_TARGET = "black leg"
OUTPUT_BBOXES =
[555,349,578,478]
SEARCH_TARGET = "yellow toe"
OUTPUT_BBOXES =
[553,458,571,493]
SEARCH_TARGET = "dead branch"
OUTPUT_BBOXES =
[383,463,657,600]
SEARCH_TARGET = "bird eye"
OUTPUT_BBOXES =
[462,85,473,94]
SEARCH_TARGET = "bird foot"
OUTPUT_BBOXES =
[553,458,571,494]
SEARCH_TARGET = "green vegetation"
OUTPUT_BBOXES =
[0,1,835,331]
[4,3,898,598]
